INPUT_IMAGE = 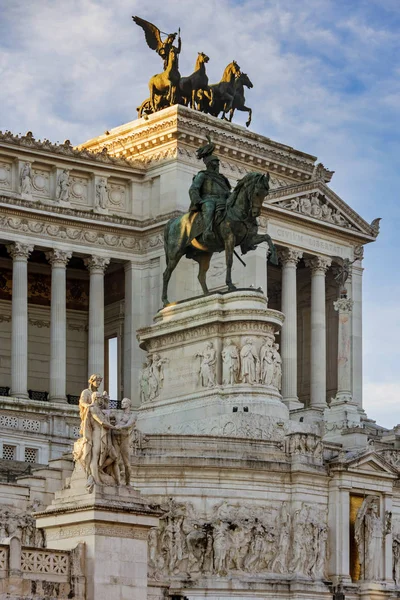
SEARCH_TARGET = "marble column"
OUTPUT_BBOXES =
[279,248,303,409]
[305,256,331,409]
[333,298,354,403]
[45,249,72,403]
[351,249,364,409]
[124,261,146,407]
[6,242,34,399]
[84,256,110,380]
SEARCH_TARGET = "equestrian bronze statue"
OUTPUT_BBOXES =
[162,138,278,306]
[133,17,253,126]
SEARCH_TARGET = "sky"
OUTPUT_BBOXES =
[0,0,399,426]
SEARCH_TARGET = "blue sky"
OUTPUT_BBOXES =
[0,0,399,425]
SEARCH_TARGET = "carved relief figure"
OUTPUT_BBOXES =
[393,536,400,584]
[95,178,109,210]
[0,505,45,548]
[270,504,291,573]
[56,169,70,202]
[20,162,33,195]
[213,520,229,575]
[139,355,159,403]
[240,338,259,384]
[112,397,136,485]
[222,338,240,385]
[260,337,274,385]
[152,353,168,390]
[355,496,383,581]
[196,342,216,388]
[272,343,282,390]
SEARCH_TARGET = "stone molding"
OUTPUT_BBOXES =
[79,105,318,180]
[304,256,332,274]
[278,248,303,266]
[0,129,143,170]
[0,210,169,254]
[45,523,149,541]
[333,298,354,312]
[45,249,72,268]
[84,255,110,274]
[6,241,34,260]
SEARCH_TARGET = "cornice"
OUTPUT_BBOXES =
[0,130,145,173]
[78,105,325,183]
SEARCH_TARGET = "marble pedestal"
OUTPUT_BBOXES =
[36,467,160,600]
[136,290,288,435]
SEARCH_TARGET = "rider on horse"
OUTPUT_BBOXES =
[189,137,231,244]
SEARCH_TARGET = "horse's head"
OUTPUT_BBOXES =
[238,72,253,89]
[249,173,270,216]
[198,52,209,63]
[222,60,241,82]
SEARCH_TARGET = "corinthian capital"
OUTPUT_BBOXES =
[278,248,303,266]
[333,298,354,312]
[6,242,34,261]
[84,255,110,274]
[45,249,72,267]
[305,256,332,275]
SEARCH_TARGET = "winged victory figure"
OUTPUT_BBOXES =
[132,16,181,69]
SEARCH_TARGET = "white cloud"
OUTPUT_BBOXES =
[363,382,400,429]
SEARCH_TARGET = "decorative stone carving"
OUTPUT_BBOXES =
[196,342,217,388]
[278,247,302,267]
[240,338,260,384]
[355,495,384,581]
[260,337,274,385]
[393,533,400,584]
[6,241,34,260]
[83,255,110,274]
[0,503,45,548]
[19,162,33,197]
[276,191,355,230]
[353,245,364,260]
[148,499,328,580]
[312,162,334,182]
[140,354,166,403]
[221,339,240,385]
[56,169,70,202]
[45,249,72,268]
[0,161,11,190]
[285,432,323,460]
[95,178,109,212]
[74,376,120,491]
[305,255,332,274]
[111,397,136,485]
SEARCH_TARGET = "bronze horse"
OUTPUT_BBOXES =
[180,52,213,110]
[224,72,253,127]
[162,172,278,306]
[206,61,241,118]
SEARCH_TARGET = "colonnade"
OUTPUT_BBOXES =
[3,241,362,411]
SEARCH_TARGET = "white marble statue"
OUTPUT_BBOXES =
[355,495,383,581]
[95,178,109,210]
[393,536,400,585]
[152,353,168,390]
[56,169,70,202]
[260,337,274,385]
[73,390,120,491]
[20,162,33,195]
[112,397,136,485]
[240,338,260,384]
[272,343,282,390]
[196,342,216,388]
[222,338,240,385]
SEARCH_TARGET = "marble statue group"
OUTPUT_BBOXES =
[73,374,136,491]
[133,16,254,126]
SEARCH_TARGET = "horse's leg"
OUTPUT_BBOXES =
[246,233,278,265]
[229,107,235,122]
[162,252,184,306]
[224,231,236,291]
[149,82,156,113]
[244,105,252,127]
[197,253,212,295]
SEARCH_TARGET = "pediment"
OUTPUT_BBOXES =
[342,450,399,476]
[266,181,378,239]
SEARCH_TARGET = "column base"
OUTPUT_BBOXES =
[282,396,304,411]
[290,406,325,424]
[49,395,68,404]
[10,390,29,400]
